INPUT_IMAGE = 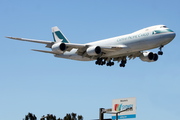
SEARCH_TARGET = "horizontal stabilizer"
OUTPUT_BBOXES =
[31,49,62,54]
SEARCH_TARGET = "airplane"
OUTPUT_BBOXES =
[6,25,176,67]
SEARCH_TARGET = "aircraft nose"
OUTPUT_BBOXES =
[169,31,176,39]
[172,32,176,38]
[161,29,176,43]
[166,28,176,39]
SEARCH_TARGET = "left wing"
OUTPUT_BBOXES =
[6,36,128,58]
[5,36,54,48]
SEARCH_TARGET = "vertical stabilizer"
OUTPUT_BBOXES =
[51,26,70,43]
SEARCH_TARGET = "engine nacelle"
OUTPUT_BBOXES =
[51,43,66,53]
[86,46,101,56]
[140,51,158,62]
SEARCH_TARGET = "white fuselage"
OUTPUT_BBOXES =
[55,25,176,61]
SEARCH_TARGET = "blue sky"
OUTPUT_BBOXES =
[0,0,180,120]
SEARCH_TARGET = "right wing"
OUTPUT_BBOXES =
[63,43,141,62]
[31,49,61,54]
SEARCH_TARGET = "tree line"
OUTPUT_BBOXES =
[23,112,83,120]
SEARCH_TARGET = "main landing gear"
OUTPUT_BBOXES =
[95,58,106,66]
[95,58,114,67]
[107,61,114,66]
[95,57,127,67]
[158,45,164,55]
[119,59,127,67]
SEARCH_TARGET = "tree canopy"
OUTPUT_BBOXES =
[23,112,83,120]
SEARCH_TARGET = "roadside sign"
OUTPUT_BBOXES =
[112,97,136,119]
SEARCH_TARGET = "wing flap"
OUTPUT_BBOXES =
[65,43,87,52]
[71,44,127,56]
[112,51,141,62]
[101,45,127,52]
[66,43,86,49]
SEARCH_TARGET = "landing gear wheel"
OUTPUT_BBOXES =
[96,57,106,66]
[120,64,125,67]
[119,59,127,67]
[158,45,164,55]
[106,61,114,67]
[158,51,163,55]
[120,64,123,67]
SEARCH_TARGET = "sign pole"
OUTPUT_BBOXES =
[99,108,104,120]
[116,113,118,120]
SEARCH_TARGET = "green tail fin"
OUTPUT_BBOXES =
[51,26,70,43]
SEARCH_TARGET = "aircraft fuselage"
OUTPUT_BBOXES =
[55,25,175,61]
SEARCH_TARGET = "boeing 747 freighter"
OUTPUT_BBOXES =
[6,25,176,67]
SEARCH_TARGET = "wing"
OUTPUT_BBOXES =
[63,43,87,52]
[69,43,141,62]
[62,43,127,58]
[63,43,126,53]
[31,49,61,54]
[6,36,137,60]
[5,36,54,48]
[113,51,142,62]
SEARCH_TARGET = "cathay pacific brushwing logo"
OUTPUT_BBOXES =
[54,32,63,42]
[52,31,69,43]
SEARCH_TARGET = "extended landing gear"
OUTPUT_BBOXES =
[95,58,114,67]
[119,60,127,67]
[95,58,106,66]
[106,61,114,66]
[158,45,164,55]
[95,57,128,67]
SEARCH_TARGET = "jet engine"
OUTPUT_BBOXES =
[140,51,158,62]
[86,46,101,56]
[51,43,66,53]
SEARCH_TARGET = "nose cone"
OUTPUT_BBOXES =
[168,31,176,40]
[172,32,176,39]
[161,29,176,45]
[168,29,176,39]
[167,31,176,44]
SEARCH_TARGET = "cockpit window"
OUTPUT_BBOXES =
[152,29,174,34]
[160,26,167,28]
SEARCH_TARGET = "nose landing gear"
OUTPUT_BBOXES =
[158,45,164,55]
